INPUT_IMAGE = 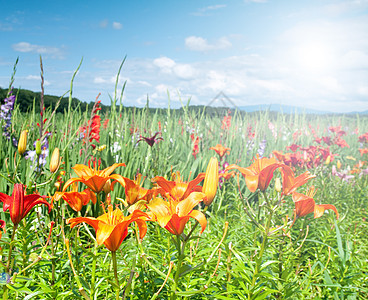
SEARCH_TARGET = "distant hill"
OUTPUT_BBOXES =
[237,104,331,114]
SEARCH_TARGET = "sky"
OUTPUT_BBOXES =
[1,0,368,113]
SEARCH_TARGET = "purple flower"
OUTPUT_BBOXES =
[0,89,16,140]
[257,139,267,158]
[25,133,51,171]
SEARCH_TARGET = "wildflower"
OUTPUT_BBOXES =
[191,134,200,159]
[0,89,16,141]
[202,157,219,206]
[292,187,339,220]
[221,111,231,130]
[63,161,125,194]
[0,184,51,225]
[79,97,102,148]
[137,132,163,147]
[331,166,355,183]
[52,183,96,212]
[226,155,283,193]
[67,205,149,252]
[257,139,267,158]
[147,192,207,236]
[18,130,28,155]
[25,134,51,171]
[280,166,315,196]
[49,148,60,173]
[114,174,154,207]
[152,171,205,202]
[209,144,230,159]
[359,149,368,156]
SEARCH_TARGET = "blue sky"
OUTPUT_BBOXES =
[1,0,368,112]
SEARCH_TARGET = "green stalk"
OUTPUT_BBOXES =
[111,251,120,300]
[90,241,98,298]
[249,205,274,299]
[170,235,185,300]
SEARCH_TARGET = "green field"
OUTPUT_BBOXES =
[0,63,368,300]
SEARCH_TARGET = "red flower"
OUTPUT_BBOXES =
[0,184,51,225]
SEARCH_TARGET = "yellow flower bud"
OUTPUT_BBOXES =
[325,155,331,165]
[336,160,342,170]
[275,177,282,193]
[50,148,60,173]
[18,130,28,155]
[202,157,219,206]
[103,179,112,194]
[35,140,42,156]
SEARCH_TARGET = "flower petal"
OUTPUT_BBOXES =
[314,204,339,219]
[188,210,207,233]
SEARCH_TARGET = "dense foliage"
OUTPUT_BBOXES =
[0,61,367,299]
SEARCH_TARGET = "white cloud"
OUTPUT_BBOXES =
[12,42,64,58]
[153,56,196,80]
[192,4,227,16]
[112,22,122,30]
[185,36,231,52]
[153,57,175,72]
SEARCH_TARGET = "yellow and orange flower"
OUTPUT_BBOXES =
[210,144,230,159]
[63,162,125,193]
[52,183,96,212]
[292,187,339,220]
[280,166,315,196]
[202,157,219,206]
[152,171,205,202]
[67,205,149,252]
[226,155,283,193]
[0,184,51,225]
[147,192,207,236]
[114,174,154,206]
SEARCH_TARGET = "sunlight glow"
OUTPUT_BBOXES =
[293,41,335,73]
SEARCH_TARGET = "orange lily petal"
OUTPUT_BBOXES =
[188,210,207,233]
[314,204,339,219]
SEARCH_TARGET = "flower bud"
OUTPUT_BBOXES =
[18,130,28,155]
[103,179,112,194]
[325,155,331,165]
[275,177,282,193]
[336,160,342,170]
[203,157,219,206]
[35,140,42,156]
[50,148,60,173]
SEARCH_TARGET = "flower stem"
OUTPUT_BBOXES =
[90,241,97,298]
[111,251,120,300]
[170,235,184,300]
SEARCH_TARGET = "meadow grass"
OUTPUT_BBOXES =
[0,62,367,299]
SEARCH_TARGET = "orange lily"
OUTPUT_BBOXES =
[210,144,230,159]
[67,205,149,252]
[52,183,96,211]
[292,188,339,220]
[152,171,205,202]
[63,162,125,193]
[280,166,316,196]
[226,155,283,193]
[147,192,207,235]
[113,174,154,206]
[0,184,51,225]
